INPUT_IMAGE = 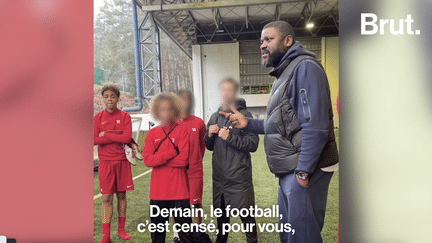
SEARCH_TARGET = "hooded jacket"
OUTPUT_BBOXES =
[247,41,338,176]
[205,99,259,209]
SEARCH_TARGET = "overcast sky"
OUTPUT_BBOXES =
[94,0,104,21]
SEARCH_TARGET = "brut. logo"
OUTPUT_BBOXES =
[361,13,420,35]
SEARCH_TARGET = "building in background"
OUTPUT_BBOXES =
[129,0,339,126]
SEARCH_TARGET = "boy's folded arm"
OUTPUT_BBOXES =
[142,131,178,167]
[94,136,113,145]
[94,115,113,145]
[166,152,188,167]
[103,132,131,144]
[144,149,177,167]
[103,116,132,143]
[167,129,190,167]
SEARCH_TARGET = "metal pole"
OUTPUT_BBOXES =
[149,13,162,95]
[122,73,126,92]
[124,0,144,112]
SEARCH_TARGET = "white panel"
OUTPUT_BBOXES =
[200,43,240,123]
[192,45,204,119]
[130,114,156,131]
[239,94,269,107]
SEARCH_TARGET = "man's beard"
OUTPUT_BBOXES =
[261,45,288,67]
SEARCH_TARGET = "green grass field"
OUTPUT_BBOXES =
[94,132,339,242]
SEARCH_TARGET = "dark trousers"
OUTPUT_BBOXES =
[150,199,194,243]
[215,194,258,243]
[278,169,334,243]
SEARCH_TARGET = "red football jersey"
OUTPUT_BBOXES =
[179,115,206,179]
[94,108,132,161]
[143,121,190,200]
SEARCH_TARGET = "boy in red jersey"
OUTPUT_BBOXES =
[175,90,212,243]
[143,92,194,243]
[94,84,134,243]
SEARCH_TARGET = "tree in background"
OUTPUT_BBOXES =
[160,31,193,93]
[94,68,105,85]
[94,0,193,111]
[94,0,136,94]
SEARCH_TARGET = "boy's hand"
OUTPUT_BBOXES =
[218,127,230,140]
[219,105,248,129]
[208,124,220,137]
[99,131,105,137]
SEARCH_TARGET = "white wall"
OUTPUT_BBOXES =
[192,43,240,123]
[192,45,204,119]
[130,114,156,131]
[239,94,270,107]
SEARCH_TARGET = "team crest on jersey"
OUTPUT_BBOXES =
[192,128,196,132]
[117,120,120,124]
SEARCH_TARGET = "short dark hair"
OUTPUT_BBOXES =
[101,83,120,98]
[219,77,239,92]
[263,21,295,42]
[177,90,195,114]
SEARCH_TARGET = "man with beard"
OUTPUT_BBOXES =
[220,21,339,242]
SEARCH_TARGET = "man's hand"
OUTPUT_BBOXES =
[208,124,220,137]
[296,174,310,188]
[99,131,105,137]
[219,105,248,129]
[218,127,230,140]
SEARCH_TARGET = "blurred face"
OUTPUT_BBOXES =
[103,90,119,112]
[219,81,237,107]
[260,27,292,67]
[157,99,176,124]
[180,92,192,116]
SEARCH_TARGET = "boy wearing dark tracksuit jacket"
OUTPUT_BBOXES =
[206,79,259,243]
[143,92,194,243]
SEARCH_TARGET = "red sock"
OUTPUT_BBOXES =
[118,217,131,240]
[100,223,111,243]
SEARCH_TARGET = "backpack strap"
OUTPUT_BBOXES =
[153,124,179,154]
[161,124,180,155]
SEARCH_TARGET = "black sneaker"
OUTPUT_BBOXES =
[172,236,180,243]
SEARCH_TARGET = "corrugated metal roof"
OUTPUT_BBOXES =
[136,0,338,56]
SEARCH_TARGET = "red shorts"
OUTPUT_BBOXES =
[188,177,203,205]
[98,159,134,194]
